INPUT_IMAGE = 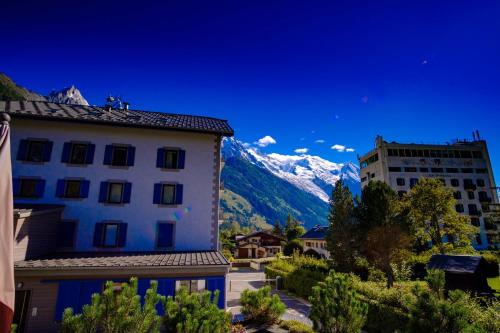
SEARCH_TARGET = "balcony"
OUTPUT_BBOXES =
[464,184,476,191]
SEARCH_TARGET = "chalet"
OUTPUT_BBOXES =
[427,254,493,294]
[1,100,233,332]
[300,225,330,259]
[234,231,283,259]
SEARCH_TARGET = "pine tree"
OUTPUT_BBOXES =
[272,219,284,237]
[61,278,164,333]
[326,179,358,272]
[309,271,368,333]
[240,286,286,324]
[284,214,305,241]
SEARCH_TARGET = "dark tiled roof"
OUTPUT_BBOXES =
[427,255,484,274]
[300,225,328,239]
[237,231,285,241]
[15,251,230,269]
[0,100,233,136]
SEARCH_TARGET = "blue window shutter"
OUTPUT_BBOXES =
[93,223,104,247]
[156,148,165,168]
[175,184,183,205]
[13,178,20,196]
[86,144,95,164]
[157,223,174,247]
[103,145,112,165]
[153,183,162,204]
[43,141,53,162]
[61,142,71,163]
[178,150,185,169]
[55,281,82,320]
[117,223,128,247]
[17,140,28,161]
[57,222,76,248]
[127,146,135,166]
[98,182,108,203]
[56,179,66,197]
[80,180,90,198]
[35,179,45,198]
[206,277,225,309]
[123,182,132,203]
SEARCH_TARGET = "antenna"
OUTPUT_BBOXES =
[476,130,480,140]
[472,131,476,141]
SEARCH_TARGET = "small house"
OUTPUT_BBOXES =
[234,231,283,259]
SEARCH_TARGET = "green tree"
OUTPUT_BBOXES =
[406,178,477,254]
[284,214,305,241]
[283,239,304,256]
[326,179,359,272]
[61,278,164,333]
[240,286,286,324]
[163,288,231,333]
[309,271,368,333]
[272,219,284,237]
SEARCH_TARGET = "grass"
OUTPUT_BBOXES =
[487,276,500,295]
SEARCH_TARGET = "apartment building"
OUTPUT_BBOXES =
[300,225,330,259]
[1,100,233,332]
[358,135,499,249]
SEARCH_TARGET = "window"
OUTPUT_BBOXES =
[175,279,206,293]
[463,179,475,190]
[14,178,45,198]
[478,191,490,202]
[396,178,405,186]
[475,168,487,174]
[157,223,174,248]
[470,218,480,227]
[404,167,417,172]
[56,179,89,199]
[419,167,429,173]
[156,148,185,169]
[61,142,95,165]
[153,183,183,205]
[387,149,396,156]
[467,191,475,200]
[468,204,479,215]
[361,176,367,182]
[455,204,464,213]
[104,145,135,167]
[431,168,444,173]
[476,179,485,187]
[93,222,127,247]
[17,139,53,162]
[65,180,82,198]
[472,151,482,159]
[462,168,473,173]
[57,221,77,248]
[461,151,472,158]
[389,167,401,172]
[451,179,459,187]
[453,191,461,200]
[446,168,459,173]
[99,182,132,204]
[410,178,419,188]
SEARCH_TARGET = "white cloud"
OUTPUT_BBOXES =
[331,144,346,152]
[242,142,251,148]
[294,148,308,154]
[315,139,325,144]
[331,144,355,153]
[255,135,277,147]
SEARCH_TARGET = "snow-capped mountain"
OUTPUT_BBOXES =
[222,137,360,202]
[47,85,89,105]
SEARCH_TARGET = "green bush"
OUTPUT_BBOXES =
[426,269,445,298]
[163,287,231,333]
[279,320,315,333]
[309,271,368,333]
[360,297,409,333]
[283,240,304,256]
[61,278,164,333]
[240,286,286,324]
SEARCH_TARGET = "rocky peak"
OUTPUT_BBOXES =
[47,85,89,106]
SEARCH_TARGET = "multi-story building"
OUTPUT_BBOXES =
[300,225,330,259]
[358,135,499,249]
[1,100,233,332]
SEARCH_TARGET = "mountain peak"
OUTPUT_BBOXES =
[47,85,89,106]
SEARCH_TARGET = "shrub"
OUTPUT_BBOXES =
[407,254,431,280]
[391,261,413,282]
[480,251,499,277]
[163,288,231,333]
[61,278,163,333]
[283,240,304,256]
[367,266,386,282]
[279,320,315,333]
[309,271,368,333]
[240,286,286,324]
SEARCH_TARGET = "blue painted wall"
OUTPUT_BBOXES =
[54,276,226,320]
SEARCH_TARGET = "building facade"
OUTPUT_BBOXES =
[358,135,499,249]
[300,225,330,258]
[2,100,233,332]
[233,231,283,259]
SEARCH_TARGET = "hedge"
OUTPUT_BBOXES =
[359,296,410,333]
[265,266,327,299]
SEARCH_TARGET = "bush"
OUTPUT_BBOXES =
[61,278,163,333]
[426,269,445,298]
[163,288,231,333]
[309,271,368,333]
[407,254,431,280]
[480,251,499,277]
[279,320,315,333]
[391,261,413,282]
[240,286,286,324]
[283,240,304,256]
[360,297,409,333]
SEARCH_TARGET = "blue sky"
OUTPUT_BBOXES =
[1,1,499,179]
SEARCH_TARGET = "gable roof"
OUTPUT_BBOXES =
[427,254,485,274]
[237,230,284,242]
[0,100,233,136]
[300,225,328,239]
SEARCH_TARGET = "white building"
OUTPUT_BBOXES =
[2,100,233,332]
[300,225,330,258]
[358,135,499,249]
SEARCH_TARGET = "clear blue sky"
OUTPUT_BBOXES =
[1,1,499,180]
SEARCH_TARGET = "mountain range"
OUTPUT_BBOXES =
[0,72,361,230]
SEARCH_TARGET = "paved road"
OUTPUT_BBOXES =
[227,270,312,326]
